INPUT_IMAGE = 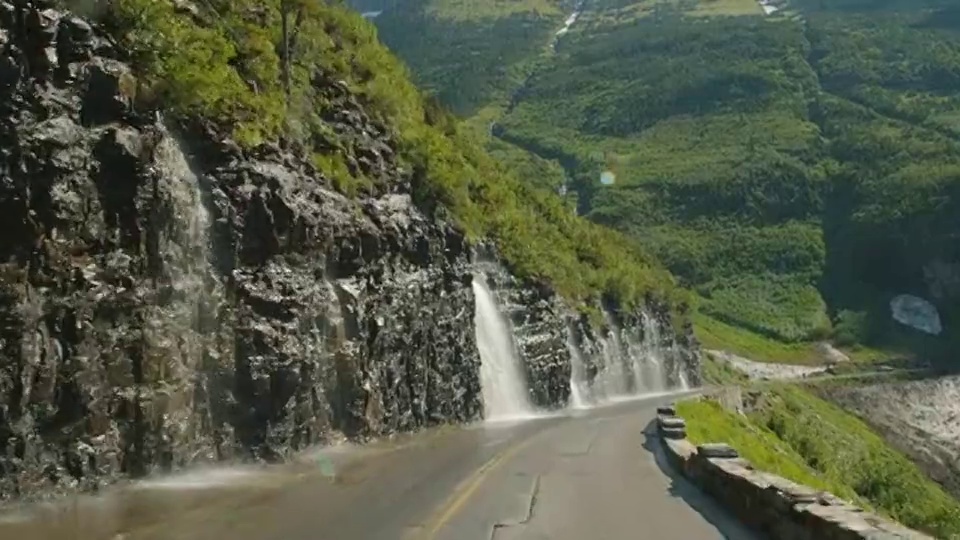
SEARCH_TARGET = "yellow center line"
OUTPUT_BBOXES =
[417,433,542,540]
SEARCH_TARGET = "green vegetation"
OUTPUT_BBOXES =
[676,397,859,499]
[698,354,750,385]
[694,313,821,364]
[98,0,683,314]
[367,0,960,363]
[679,387,960,537]
[372,0,569,117]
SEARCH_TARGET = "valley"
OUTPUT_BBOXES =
[0,0,958,537]
[365,0,960,367]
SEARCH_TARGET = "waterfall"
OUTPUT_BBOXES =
[154,130,211,293]
[566,308,689,409]
[143,126,215,379]
[566,332,590,409]
[638,312,667,393]
[599,311,629,397]
[472,275,535,421]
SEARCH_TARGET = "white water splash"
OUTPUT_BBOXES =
[567,309,689,410]
[567,332,590,409]
[131,467,263,491]
[472,275,535,421]
[639,312,667,392]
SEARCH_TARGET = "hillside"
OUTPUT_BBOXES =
[97,0,680,310]
[679,384,960,538]
[363,0,960,364]
[0,0,700,501]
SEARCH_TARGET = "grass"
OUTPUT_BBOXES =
[424,0,566,20]
[699,355,751,385]
[693,312,821,363]
[687,0,764,17]
[676,397,860,499]
[587,0,763,21]
[679,386,960,538]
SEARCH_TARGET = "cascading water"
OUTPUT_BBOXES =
[142,126,216,379]
[472,275,535,421]
[566,309,688,410]
[639,312,667,392]
[566,332,590,409]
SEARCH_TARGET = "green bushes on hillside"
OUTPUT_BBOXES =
[99,0,681,313]
[679,387,960,538]
[370,0,960,361]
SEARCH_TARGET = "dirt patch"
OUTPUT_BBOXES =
[706,350,829,381]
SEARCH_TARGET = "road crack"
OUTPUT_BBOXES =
[489,474,541,539]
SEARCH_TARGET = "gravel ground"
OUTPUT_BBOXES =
[706,350,829,380]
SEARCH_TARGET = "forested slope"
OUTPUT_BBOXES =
[363,0,960,363]
[102,0,679,311]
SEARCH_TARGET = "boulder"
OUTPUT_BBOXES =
[697,443,739,459]
[890,294,942,335]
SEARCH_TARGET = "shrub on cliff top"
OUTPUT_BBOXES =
[95,0,683,313]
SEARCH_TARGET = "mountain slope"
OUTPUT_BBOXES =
[0,0,697,500]
[102,0,680,308]
[365,0,960,364]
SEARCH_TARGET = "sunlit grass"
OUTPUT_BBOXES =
[426,0,565,20]
[693,312,822,364]
[677,397,859,498]
[679,385,960,537]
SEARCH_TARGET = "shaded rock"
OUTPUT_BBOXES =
[658,415,686,429]
[657,404,677,416]
[890,294,942,335]
[698,443,739,459]
[662,427,687,439]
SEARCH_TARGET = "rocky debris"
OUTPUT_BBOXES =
[707,350,828,380]
[819,376,960,500]
[890,294,942,335]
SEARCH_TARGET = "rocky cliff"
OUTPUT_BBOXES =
[818,376,960,501]
[478,254,701,409]
[0,0,700,502]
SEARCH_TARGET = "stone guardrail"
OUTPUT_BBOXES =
[654,403,934,540]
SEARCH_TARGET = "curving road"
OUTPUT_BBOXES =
[3,393,756,540]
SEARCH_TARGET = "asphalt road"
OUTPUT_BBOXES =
[2,392,756,540]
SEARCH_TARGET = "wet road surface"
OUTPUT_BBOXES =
[1,392,756,540]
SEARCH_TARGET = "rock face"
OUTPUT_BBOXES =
[477,254,701,410]
[890,294,942,335]
[818,376,960,501]
[0,0,482,500]
[0,0,701,502]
